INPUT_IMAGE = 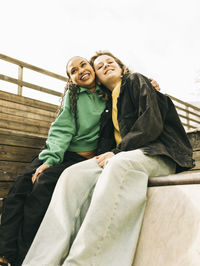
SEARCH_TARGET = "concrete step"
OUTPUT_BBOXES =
[133,181,200,266]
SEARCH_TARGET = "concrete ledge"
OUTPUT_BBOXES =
[149,170,200,187]
[133,184,200,266]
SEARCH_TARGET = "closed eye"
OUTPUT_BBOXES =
[81,62,86,67]
[71,68,77,74]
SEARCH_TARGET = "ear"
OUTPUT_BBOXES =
[68,78,73,84]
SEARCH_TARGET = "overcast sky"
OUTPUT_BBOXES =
[1,0,200,105]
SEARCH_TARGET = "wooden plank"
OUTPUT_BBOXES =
[0,161,29,181]
[193,151,200,170]
[0,74,62,97]
[0,111,51,127]
[168,94,200,112]
[18,65,23,95]
[0,90,58,112]
[175,105,200,119]
[0,98,57,119]
[181,122,196,129]
[178,113,199,124]
[0,128,47,143]
[0,145,40,162]
[0,53,68,82]
[0,105,55,123]
[0,121,49,136]
[193,150,200,161]
[0,114,50,135]
[193,161,200,170]
[0,128,46,148]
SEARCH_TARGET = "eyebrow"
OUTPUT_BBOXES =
[95,62,103,67]
[70,66,77,73]
[96,58,113,66]
[70,60,87,73]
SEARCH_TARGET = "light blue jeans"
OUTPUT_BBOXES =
[22,149,176,266]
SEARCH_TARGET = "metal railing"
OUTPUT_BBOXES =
[1,53,200,130]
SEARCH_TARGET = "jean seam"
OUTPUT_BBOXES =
[71,177,98,241]
[92,168,132,265]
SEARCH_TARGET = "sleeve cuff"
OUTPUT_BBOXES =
[112,147,121,154]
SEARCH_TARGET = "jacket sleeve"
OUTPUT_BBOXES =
[112,73,166,154]
[39,92,76,166]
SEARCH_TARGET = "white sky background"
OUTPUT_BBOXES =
[1,0,200,105]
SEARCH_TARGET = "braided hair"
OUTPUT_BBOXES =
[58,80,80,130]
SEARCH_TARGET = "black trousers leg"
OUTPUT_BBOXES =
[0,156,42,264]
[17,152,86,266]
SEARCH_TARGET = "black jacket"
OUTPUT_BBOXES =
[97,93,116,155]
[98,73,194,172]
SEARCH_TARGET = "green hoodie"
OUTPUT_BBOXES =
[39,86,106,166]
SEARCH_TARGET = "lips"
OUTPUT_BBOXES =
[104,69,114,75]
[80,73,90,81]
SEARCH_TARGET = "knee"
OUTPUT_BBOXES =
[107,152,132,170]
[56,167,77,189]
[107,151,147,174]
[55,164,86,194]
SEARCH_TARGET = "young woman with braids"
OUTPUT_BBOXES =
[0,54,160,266]
[22,52,193,266]
[0,56,117,266]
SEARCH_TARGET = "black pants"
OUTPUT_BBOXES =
[0,151,86,266]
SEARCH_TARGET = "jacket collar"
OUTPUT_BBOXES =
[118,74,129,95]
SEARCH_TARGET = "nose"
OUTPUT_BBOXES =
[104,62,109,69]
[79,67,84,75]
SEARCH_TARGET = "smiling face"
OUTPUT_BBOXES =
[67,56,96,89]
[93,55,122,90]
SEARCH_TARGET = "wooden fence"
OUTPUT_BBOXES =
[166,94,200,130]
[0,53,200,130]
[0,53,67,98]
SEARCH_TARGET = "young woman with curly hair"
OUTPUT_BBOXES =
[0,56,116,266]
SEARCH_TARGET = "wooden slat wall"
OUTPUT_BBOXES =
[0,90,57,135]
[0,90,57,202]
[0,90,58,111]
[193,150,200,170]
